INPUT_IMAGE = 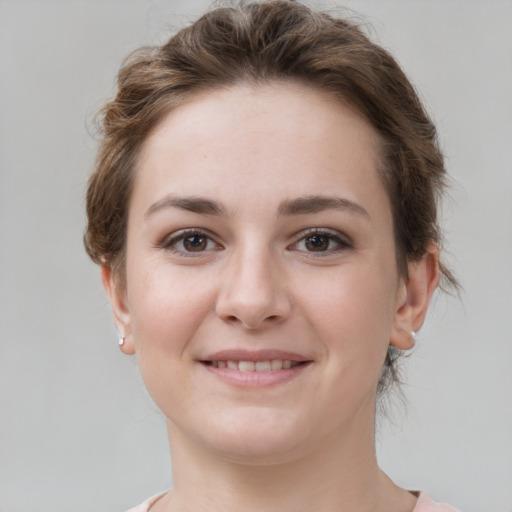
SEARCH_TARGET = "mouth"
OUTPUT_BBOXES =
[201,359,307,372]
[199,350,312,387]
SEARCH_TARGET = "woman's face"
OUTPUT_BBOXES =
[106,82,424,463]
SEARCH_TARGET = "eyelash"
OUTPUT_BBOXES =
[290,228,353,256]
[160,228,352,257]
[160,229,222,257]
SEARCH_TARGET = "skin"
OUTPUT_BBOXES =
[102,82,439,512]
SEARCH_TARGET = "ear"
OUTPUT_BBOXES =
[101,264,135,355]
[390,243,440,350]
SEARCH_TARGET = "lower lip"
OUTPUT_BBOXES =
[201,362,312,388]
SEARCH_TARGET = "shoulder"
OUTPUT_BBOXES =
[413,492,460,512]
[125,491,167,512]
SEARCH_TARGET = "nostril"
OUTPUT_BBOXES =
[215,286,292,329]
[222,313,282,330]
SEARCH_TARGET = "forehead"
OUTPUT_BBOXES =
[133,82,388,217]
[143,81,381,157]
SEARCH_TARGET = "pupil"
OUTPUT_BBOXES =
[306,235,329,251]
[185,235,206,251]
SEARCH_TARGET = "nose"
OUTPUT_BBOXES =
[215,245,292,330]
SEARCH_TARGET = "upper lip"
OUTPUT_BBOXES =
[201,349,311,362]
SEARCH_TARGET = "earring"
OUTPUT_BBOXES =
[411,331,417,342]
[118,336,125,347]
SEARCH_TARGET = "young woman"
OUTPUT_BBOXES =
[84,2,459,510]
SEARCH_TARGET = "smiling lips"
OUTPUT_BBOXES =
[206,359,303,372]
[200,350,311,385]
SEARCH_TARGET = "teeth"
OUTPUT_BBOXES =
[211,360,301,371]
[271,359,283,370]
[255,361,271,372]
[238,361,255,372]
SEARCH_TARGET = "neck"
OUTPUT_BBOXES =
[155,407,416,512]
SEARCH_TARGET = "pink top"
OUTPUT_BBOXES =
[414,492,460,511]
[127,491,460,511]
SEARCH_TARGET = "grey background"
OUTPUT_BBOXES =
[1,1,511,511]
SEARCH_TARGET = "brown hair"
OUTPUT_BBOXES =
[85,0,456,392]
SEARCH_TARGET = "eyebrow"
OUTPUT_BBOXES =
[145,195,225,217]
[277,195,369,218]
[145,194,368,219]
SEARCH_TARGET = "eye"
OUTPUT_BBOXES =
[161,229,221,256]
[291,229,352,254]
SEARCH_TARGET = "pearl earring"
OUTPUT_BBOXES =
[118,336,125,347]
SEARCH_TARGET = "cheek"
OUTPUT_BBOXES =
[125,265,217,412]
[126,259,216,357]
[303,264,398,366]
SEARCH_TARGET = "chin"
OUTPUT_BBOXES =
[190,406,314,465]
